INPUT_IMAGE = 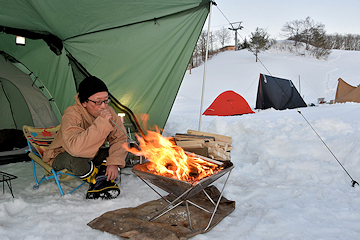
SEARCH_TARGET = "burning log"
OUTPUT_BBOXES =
[133,153,233,197]
[134,154,227,185]
[124,129,229,184]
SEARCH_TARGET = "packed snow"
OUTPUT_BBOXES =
[1,48,360,240]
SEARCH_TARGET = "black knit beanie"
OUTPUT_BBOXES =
[78,76,108,103]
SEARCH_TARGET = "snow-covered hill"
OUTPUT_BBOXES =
[172,49,360,114]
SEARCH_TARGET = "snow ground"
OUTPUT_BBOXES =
[1,49,360,240]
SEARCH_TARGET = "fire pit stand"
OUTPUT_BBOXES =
[132,154,234,232]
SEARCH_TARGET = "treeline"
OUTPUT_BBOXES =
[189,17,359,69]
[326,33,360,50]
[281,17,360,57]
[188,31,219,70]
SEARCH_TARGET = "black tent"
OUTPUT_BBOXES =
[256,74,307,110]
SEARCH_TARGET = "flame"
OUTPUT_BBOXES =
[124,128,220,183]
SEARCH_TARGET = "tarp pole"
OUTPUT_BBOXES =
[198,2,212,131]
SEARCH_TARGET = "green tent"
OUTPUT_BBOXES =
[0,54,60,130]
[0,0,210,133]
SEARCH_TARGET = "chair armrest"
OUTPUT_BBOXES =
[28,152,54,173]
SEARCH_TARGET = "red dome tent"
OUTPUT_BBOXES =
[203,90,255,116]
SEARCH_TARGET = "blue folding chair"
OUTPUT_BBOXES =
[22,125,85,196]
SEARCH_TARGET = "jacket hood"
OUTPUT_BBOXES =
[73,93,96,124]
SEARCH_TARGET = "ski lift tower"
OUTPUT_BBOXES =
[228,22,243,51]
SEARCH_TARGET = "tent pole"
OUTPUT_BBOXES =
[31,74,62,117]
[198,2,212,131]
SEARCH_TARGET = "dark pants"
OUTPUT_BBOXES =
[52,148,109,177]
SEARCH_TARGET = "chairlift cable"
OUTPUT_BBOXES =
[256,58,272,76]
[214,3,234,30]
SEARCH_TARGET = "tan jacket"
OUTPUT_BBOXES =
[43,94,128,167]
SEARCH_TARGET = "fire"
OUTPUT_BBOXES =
[124,128,221,183]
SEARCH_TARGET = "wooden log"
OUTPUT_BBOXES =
[187,130,232,144]
[205,141,231,148]
[175,139,206,144]
[175,141,204,148]
[172,131,232,161]
[208,146,231,161]
[174,133,215,141]
[182,147,208,158]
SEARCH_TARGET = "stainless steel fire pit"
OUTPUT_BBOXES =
[132,153,234,232]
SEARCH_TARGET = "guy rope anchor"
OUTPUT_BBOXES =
[297,109,359,187]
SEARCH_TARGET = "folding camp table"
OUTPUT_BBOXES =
[0,171,17,198]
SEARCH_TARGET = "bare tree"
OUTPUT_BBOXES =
[198,30,208,62]
[281,17,331,59]
[188,30,219,71]
[309,24,331,59]
[209,31,216,54]
[281,17,325,47]
[342,34,360,50]
[188,44,199,74]
[215,26,231,48]
[281,19,303,46]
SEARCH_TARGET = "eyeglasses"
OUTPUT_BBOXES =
[87,98,111,105]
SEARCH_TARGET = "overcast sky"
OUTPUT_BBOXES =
[206,0,360,41]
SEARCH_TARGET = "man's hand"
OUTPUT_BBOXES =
[98,108,112,121]
[105,165,119,181]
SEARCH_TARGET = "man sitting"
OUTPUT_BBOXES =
[43,76,128,199]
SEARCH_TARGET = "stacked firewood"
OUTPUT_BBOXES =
[172,130,232,161]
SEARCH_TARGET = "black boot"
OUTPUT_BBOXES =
[85,163,120,200]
